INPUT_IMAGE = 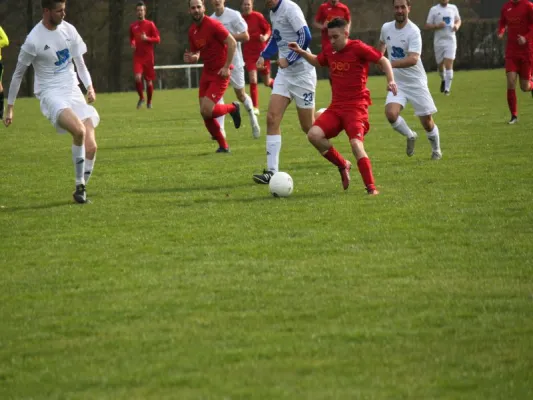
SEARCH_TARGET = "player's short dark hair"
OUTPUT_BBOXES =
[136,1,146,8]
[41,0,65,9]
[189,0,205,6]
[392,0,411,5]
[327,18,348,30]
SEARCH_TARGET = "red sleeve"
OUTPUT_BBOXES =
[527,4,533,42]
[498,4,507,36]
[189,29,198,53]
[129,24,135,46]
[315,5,325,23]
[148,22,160,44]
[354,41,382,64]
[317,51,328,67]
[212,19,229,44]
[344,6,351,22]
[260,14,271,37]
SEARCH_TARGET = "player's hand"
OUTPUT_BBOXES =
[518,35,527,45]
[256,56,265,70]
[497,31,505,39]
[87,86,96,103]
[218,66,231,78]
[141,32,148,41]
[184,51,193,63]
[277,58,289,69]
[259,34,268,43]
[437,22,446,29]
[387,81,398,96]
[288,42,302,53]
[452,25,459,32]
[3,106,13,127]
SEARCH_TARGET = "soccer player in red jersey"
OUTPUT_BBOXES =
[313,0,351,53]
[498,0,533,124]
[129,1,160,109]
[289,18,397,195]
[184,0,241,153]
[241,0,274,114]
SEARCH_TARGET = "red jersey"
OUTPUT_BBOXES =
[129,19,160,60]
[189,16,230,76]
[242,11,271,59]
[498,0,533,56]
[317,40,382,109]
[315,1,351,47]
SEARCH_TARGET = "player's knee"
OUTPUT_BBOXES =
[385,109,398,124]
[72,123,86,141]
[307,127,323,143]
[519,81,530,92]
[85,140,97,155]
[266,110,280,130]
[200,105,213,119]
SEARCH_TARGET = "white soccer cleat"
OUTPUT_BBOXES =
[253,107,260,116]
[249,111,261,139]
[431,151,442,160]
[406,131,417,157]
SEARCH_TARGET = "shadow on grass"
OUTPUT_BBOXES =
[0,200,73,213]
[132,182,254,194]
[100,143,178,151]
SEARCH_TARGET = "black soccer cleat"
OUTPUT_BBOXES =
[136,99,145,110]
[440,80,445,93]
[508,115,518,125]
[229,101,241,129]
[253,169,274,184]
[215,146,231,153]
[73,184,87,204]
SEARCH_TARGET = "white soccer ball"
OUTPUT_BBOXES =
[269,172,293,198]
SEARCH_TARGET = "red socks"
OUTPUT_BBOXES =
[323,147,347,169]
[507,89,517,117]
[357,157,376,191]
[204,118,228,149]
[211,103,236,118]
[135,80,144,100]
[147,81,154,104]
[250,83,259,108]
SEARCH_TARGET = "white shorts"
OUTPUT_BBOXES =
[230,66,245,90]
[38,86,100,134]
[434,44,457,64]
[272,69,317,109]
[385,85,437,117]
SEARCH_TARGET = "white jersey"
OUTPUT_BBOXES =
[211,7,247,69]
[426,4,461,46]
[380,20,428,88]
[269,0,314,76]
[19,20,87,96]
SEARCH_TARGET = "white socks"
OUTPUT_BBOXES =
[266,135,281,173]
[426,125,441,153]
[445,69,453,92]
[72,144,86,185]
[243,95,253,113]
[391,116,415,138]
[84,156,96,185]
[216,97,226,138]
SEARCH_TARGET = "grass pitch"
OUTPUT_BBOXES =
[1,69,532,399]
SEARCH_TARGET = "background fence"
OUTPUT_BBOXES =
[0,0,508,95]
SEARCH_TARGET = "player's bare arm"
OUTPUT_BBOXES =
[376,56,397,95]
[184,50,200,63]
[391,52,419,68]
[312,20,325,31]
[287,42,320,67]
[232,31,249,42]
[452,18,462,32]
[378,41,387,55]
[219,34,237,77]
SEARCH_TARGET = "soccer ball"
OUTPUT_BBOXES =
[269,172,293,198]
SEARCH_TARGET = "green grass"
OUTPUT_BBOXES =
[1,68,532,399]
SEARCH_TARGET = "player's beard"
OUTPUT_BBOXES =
[49,15,64,27]
[395,13,406,24]
[192,11,204,22]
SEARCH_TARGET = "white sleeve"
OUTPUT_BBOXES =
[408,29,422,55]
[20,37,36,59]
[426,7,435,25]
[288,5,308,32]
[454,6,461,22]
[379,25,386,43]
[233,13,248,34]
[69,25,87,58]
[73,55,93,89]
[7,57,32,105]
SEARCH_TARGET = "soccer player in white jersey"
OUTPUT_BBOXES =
[211,0,260,139]
[252,0,317,184]
[3,0,99,203]
[425,0,461,95]
[379,0,442,160]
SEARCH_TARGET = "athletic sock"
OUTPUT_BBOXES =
[72,144,86,185]
[250,83,259,108]
[391,116,414,138]
[146,81,154,104]
[204,118,228,149]
[426,124,441,153]
[445,69,454,92]
[507,89,517,117]
[135,80,144,100]
[357,157,376,191]
[84,156,96,185]
[266,135,281,173]
[243,94,253,113]
[215,98,226,138]
[322,147,347,169]
[212,103,237,118]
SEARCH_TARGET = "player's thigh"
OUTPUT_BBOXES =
[288,69,317,110]
[405,86,438,118]
[71,88,100,132]
[517,56,532,85]
[385,90,406,121]
[312,108,343,140]
[230,67,245,90]
[143,61,156,82]
[57,108,85,137]
[341,107,370,142]
[133,59,144,77]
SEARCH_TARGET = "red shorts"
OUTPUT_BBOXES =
[133,58,155,81]
[244,57,271,75]
[314,106,370,141]
[199,73,230,103]
[505,54,532,81]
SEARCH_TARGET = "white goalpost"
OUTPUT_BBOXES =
[154,64,204,90]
